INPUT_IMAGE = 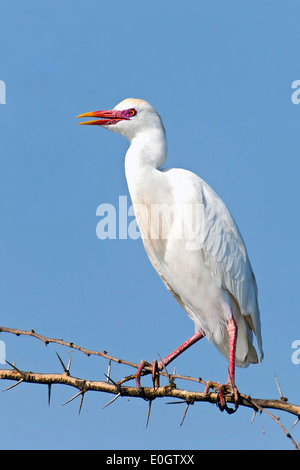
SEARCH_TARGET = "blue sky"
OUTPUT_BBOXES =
[0,0,300,450]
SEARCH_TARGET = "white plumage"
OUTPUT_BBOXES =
[78,98,263,387]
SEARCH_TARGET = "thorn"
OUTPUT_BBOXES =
[5,360,25,378]
[291,417,300,429]
[2,378,24,392]
[48,384,51,406]
[103,392,121,409]
[106,360,112,383]
[56,352,70,375]
[274,375,287,401]
[104,373,117,386]
[5,359,22,374]
[180,403,189,426]
[104,373,121,393]
[251,410,257,424]
[62,390,83,407]
[146,400,152,428]
[166,400,187,405]
[158,353,171,383]
[274,374,283,397]
[67,356,71,373]
[78,393,84,415]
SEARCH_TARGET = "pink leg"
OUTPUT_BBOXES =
[158,330,205,370]
[136,360,150,389]
[204,317,239,412]
[135,330,205,388]
[227,317,237,386]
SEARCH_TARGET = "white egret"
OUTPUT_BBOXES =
[77,98,263,410]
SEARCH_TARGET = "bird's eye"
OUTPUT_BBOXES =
[128,108,137,117]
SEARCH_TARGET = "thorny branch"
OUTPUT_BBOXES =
[0,326,299,450]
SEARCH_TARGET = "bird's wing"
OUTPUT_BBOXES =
[165,168,263,358]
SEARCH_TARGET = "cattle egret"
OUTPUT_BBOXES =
[77,98,263,410]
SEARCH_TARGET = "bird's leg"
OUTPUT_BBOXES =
[227,317,237,384]
[135,330,205,389]
[152,359,160,388]
[135,360,152,389]
[157,330,205,370]
[203,318,239,413]
[226,316,239,409]
[219,317,239,412]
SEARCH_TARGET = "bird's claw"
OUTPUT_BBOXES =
[152,359,161,388]
[204,380,239,414]
[136,360,151,389]
[217,384,239,413]
[135,359,161,389]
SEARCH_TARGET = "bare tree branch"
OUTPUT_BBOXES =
[0,326,299,450]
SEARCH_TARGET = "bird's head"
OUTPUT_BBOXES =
[77,98,165,142]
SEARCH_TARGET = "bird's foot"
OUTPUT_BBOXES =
[204,380,239,414]
[217,382,239,413]
[136,359,161,389]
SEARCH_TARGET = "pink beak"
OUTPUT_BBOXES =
[76,109,129,126]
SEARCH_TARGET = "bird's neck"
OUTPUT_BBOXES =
[125,130,167,199]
